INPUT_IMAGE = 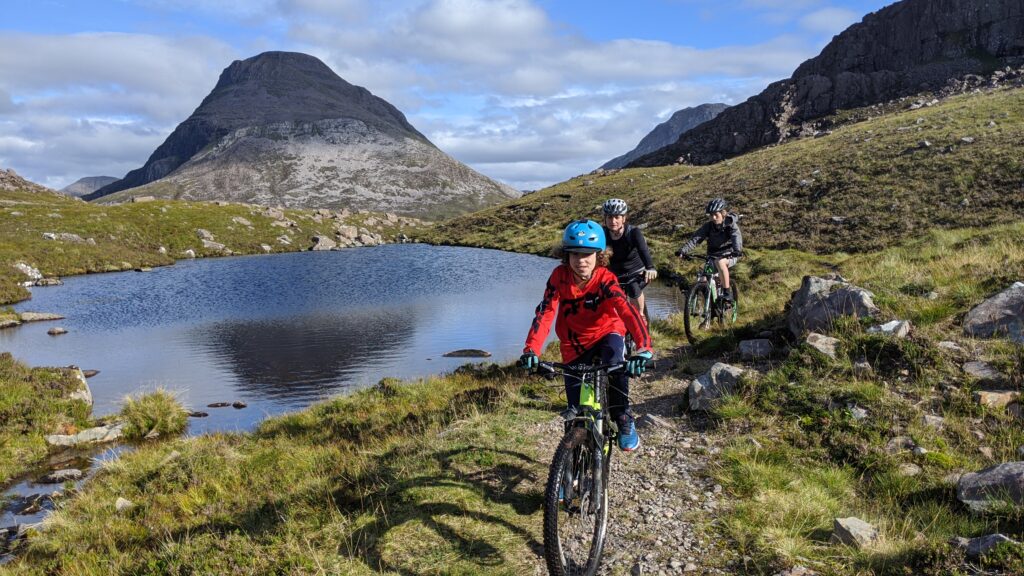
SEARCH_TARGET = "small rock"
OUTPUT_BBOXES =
[922,414,945,429]
[39,468,84,484]
[806,332,840,359]
[636,414,674,430]
[849,406,868,421]
[35,277,63,287]
[82,370,99,378]
[964,534,1019,559]
[47,327,68,336]
[196,229,215,241]
[973,390,1019,408]
[899,463,922,477]
[867,320,911,338]
[183,249,196,259]
[937,341,964,353]
[979,447,994,460]
[831,517,879,548]
[143,429,160,440]
[115,497,135,513]
[960,137,975,144]
[963,361,1005,384]
[853,359,873,378]
[188,411,209,418]
[207,402,230,408]
[885,436,914,454]
[739,339,773,360]
[231,216,252,227]
[232,401,247,409]
[913,446,929,456]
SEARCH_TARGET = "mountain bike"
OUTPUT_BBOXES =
[617,271,649,356]
[678,254,739,345]
[534,360,625,576]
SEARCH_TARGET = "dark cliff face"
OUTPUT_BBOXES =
[629,0,1024,168]
[88,51,427,199]
[600,103,728,170]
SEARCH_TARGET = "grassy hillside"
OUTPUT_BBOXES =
[420,86,1024,259]
[0,187,421,305]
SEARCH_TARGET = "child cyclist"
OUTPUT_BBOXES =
[518,219,653,451]
[677,197,743,305]
[602,198,657,323]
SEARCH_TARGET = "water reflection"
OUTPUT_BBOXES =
[192,307,417,403]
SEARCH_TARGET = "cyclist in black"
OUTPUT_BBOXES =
[677,197,743,305]
[601,198,657,323]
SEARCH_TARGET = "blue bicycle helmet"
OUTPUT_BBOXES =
[562,219,606,253]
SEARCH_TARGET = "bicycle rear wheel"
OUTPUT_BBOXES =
[684,282,712,345]
[544,427,608,576]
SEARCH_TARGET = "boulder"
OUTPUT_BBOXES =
[957,461,1024,512]
[201,239,226,251]
[442,349,492,358]
[310,235,337,251]
[13,262,43,281]
[852,358,873,377]
[739,339,773,360]
[18,312,64,323]
[0,318,21,330]
[35,278,63,287]
[196,228,215,241]
[336,225,359,240]
[960,533,1019,559]
[973,390,1020,409]
[922,414,945,429]
[831,517,879,548]
[47,327,68,336]
[806,332,840,359]
[963,282,1024,343]
[963,361,1005,385]
[688,363,744,411]
[183,249,196,258]
[115,497,135,514]
[46,422,123,447]
[867,320,912,338]
[231,216,252,227]
[788,276,877,337]
[68,368,93,406]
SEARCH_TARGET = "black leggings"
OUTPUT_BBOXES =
[563,333,630,420]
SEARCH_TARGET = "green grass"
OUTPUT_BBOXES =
[0,353,94,485]
[119,389,189,441]
[420,86,1024,258]
[1,364,556,574]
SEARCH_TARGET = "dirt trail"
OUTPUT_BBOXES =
[529,355,739,575]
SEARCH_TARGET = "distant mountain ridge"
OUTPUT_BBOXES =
[87,51,518,218]
[600,103,727,170]
[630,0,1024,167]
[61,176,119,197]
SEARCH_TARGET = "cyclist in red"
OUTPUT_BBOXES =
[519,219,653,451]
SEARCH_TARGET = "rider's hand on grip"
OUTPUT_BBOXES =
[626,350,653,376]
[518,351,538,371]
[644,269,658,283]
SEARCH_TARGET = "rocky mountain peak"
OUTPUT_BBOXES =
[629,0,1024,168]
[600,103,728,170]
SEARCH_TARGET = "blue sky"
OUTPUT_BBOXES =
[1,0,894,191]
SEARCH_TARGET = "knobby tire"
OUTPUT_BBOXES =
[543,426,609,576]
[684,282,710,345]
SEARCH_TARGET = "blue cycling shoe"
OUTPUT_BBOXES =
[617,415,640,452]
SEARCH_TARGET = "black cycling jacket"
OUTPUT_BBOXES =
[604,224,655,279]
[678,214,743,258]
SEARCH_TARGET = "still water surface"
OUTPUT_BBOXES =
[4,245,679,435]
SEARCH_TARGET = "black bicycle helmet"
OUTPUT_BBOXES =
[705,198,728,215]
[602,198,628,216]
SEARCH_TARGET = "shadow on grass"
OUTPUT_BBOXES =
[338,444,545,574]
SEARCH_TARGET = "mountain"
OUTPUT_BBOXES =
[629,0,1024,167]
[60,176,119,197]
[600,103,727,170]
[86,51,518,218]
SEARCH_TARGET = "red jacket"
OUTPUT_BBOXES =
[524,265,651,362]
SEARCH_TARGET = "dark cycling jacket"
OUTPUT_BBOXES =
[524,265,651,362]
[678,213,743,258]
[604,224,655,280]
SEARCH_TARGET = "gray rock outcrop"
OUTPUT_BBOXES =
[629,0,1024,168]
[957,461,1024,512]
[788,276,878,337]
[46,422,123,447]
[963,282,1024,343]
[688,363,744,411]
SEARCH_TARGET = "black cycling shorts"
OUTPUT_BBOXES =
[618,274,646,299]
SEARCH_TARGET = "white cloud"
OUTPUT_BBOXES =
[800,7,860,36]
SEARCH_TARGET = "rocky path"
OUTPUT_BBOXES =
[529,357,739,575]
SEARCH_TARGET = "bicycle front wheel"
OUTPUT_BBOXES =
[684,282,712,344]
[543,427,609,576]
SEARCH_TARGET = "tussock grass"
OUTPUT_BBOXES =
[119,389,189,440]
[0,353,93,484]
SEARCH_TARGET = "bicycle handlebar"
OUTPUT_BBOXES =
[536,361,626,376]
